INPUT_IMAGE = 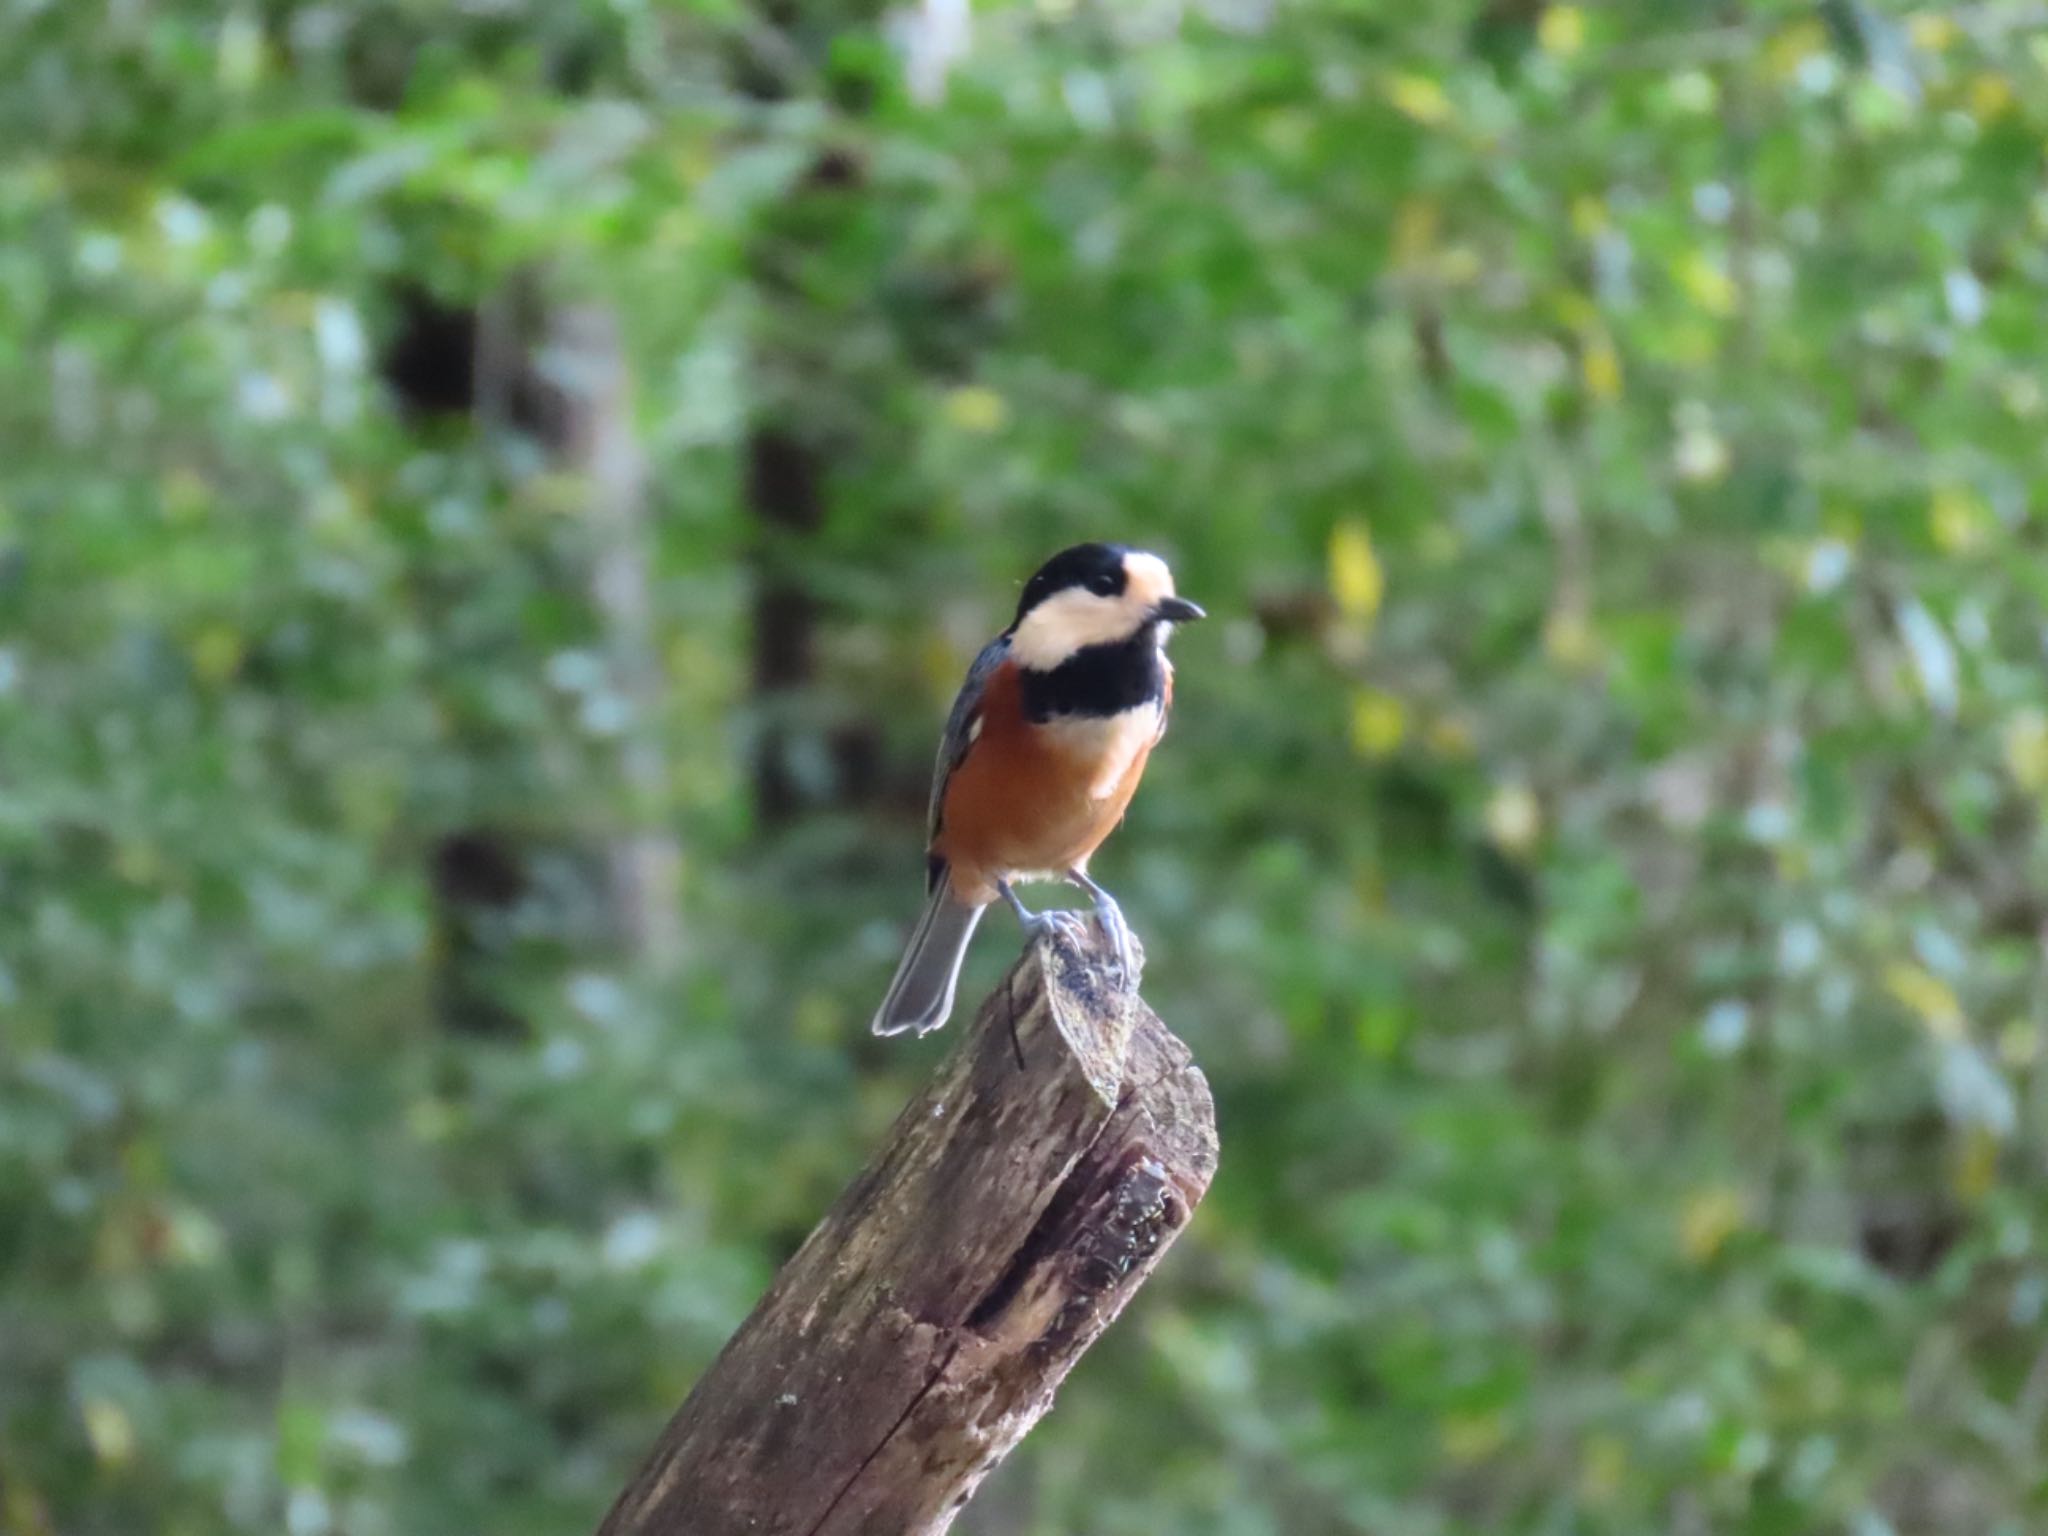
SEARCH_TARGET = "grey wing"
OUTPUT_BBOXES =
[926,634,1011,843]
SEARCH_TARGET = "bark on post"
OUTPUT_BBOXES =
[595,934,1218,1536]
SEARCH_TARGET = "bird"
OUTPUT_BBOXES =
[871,542,1204,1036]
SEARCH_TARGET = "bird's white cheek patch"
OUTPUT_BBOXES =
[1010,590,1129,670]
[1042,704,1162,800]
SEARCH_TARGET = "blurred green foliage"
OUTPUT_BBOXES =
[7,2,2048,1533]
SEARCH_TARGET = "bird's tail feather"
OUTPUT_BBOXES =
[871,882,985,1036]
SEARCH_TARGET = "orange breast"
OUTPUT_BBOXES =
[933,660,1164,905]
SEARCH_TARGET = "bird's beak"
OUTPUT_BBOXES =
[1153,596,1207,624]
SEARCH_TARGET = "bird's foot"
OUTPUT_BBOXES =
[1058,871,1142,989]
[1018,906,1091,950]
[1087,893,1141,989]
[1000,878,1090,955]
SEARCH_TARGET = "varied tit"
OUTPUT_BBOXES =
[871,543,1204,1037]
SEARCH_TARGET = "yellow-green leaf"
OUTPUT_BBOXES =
[2002,710,2048,793]
[1907,12,1956,51]
[1579,1434,1627,1505]
[1954,1125,1999,1202]
[1765,19,1827,80]
[1678,1185,1746,1263]
[1484,782,1541,855]
[189,624,244,684]
[1387,74,1453,127]
[1581,329,1622,401]
[943,385,1008,434]
[1391,198,1439,269]
[1543,608,1600,670]
[1676,252,1737,316]
[1440,1409,1506,1464]
[82,1398,136,1468]
[1969,72,2014,118]
[1929,484,1988,553]
[1885,962,1965,1042]
[1538,5,1586,57]
[1328,521,1384,623]
[1349,688,1406,758]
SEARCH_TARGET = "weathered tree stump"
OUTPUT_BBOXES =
[595,933,1217,1536]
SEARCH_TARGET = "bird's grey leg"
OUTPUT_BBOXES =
[998,878,1088,948]
[1065,868,1139,986]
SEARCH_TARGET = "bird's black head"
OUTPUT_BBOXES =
[1012,542,1130,627]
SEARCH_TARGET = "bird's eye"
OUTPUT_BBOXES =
[1087,572,1120,596]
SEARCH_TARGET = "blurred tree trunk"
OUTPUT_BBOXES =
[381,282,537,1036]
[541,302,686,967]
[478,276,686,970]
[737,2,889,832]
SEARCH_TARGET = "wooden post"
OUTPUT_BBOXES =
[595,934,1218,1536]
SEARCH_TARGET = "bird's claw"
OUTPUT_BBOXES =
[1020,908,1091,950]
[1009,876,1139,988]
[1024,906,1138,988]
[1089,897,1141,990]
